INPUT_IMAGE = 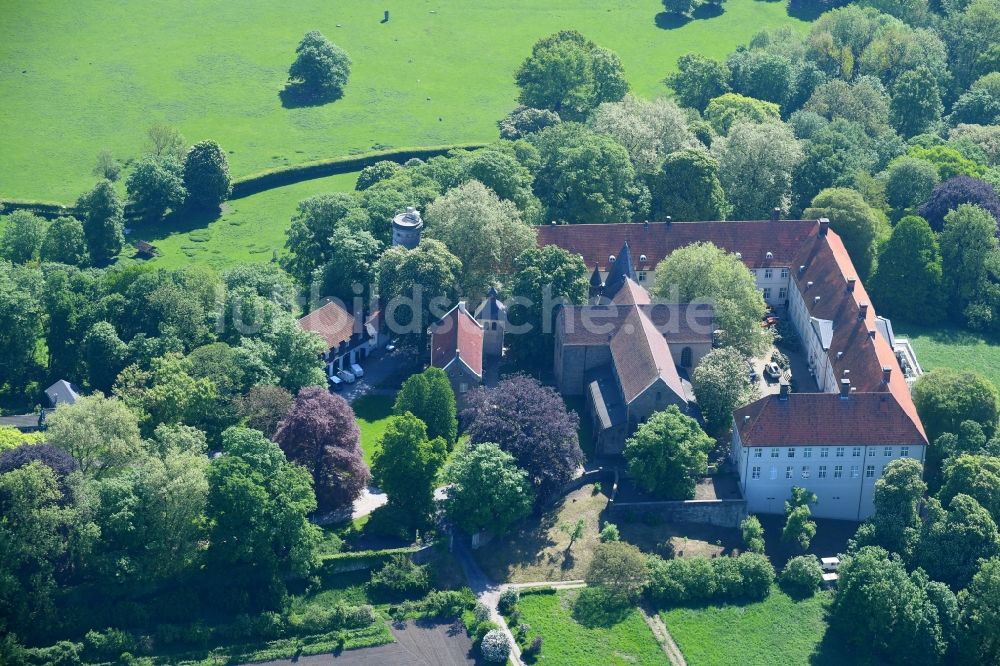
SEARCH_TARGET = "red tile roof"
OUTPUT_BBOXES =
[430,304,484,378]
[734,393,926,447]
[297,300,358,350]
[609,307,686,404]
[536,220,818,272]
[558,303,714,346]
[610,278,652,305]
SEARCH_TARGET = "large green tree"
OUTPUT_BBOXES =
[442,442,534,536]
[371,413,447,527]
[393,367,458,449]
[704,93,781,136]
[45,394,143,478]
[882,157,939,212]
[912,368,1000,444]
[692,347,757,435]
[507,245,588,368]
[40,216,89,266]
[313,226,382,306]
[287,30,351,97]
[125,156,187,219]
[889,67,942,138]
[587,95,695,173]
[283,193,368,284]
[515,31,628,122]
[918,494,1000,590]
[183,140,231,209]
[0,264,43,391]
[957,557,1000,665]
[939,204,1000,319]
[0,210,47,264]
[651,241,770,356]
[623,405,713,500]
[940,455,1000,527]
[666,53,730,112]
[82,321,128,393]
[713,121,803,219]
[651,149,730,221]
[425,180,535,295]
[804,188,887,281]
[869,458,926,559]
[870,216,944,323]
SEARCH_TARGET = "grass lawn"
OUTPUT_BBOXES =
[661,587,863,666]
[116,170,358,270]
[475,484,608,583]
[1,0,810,202]
[352,394,395,467]
[517,589,668,665]
[894,323,1000,390]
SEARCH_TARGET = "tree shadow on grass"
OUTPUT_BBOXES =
[786,0,831,21]
[654,12,692,29]
[692,3,725,19]
[279,83,344,109]
[136,205,222,243]
[571,587,634,628]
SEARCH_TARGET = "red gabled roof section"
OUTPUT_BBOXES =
[610,307,686,404]
[536,220,818,272]
[430,304,484,378]
[610,278,652,306]
[734,393,927,447]
[297,300,357,350]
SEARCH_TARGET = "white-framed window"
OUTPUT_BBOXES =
[834,465,843,478]
[866,465,875,478]
[820,447,829,458]
[753,447,763,458]
[818,465,827,479]
[459,383,468,393]
[786,466,794,479]
[752,466,761,480]
[801,466,811,479]
[853,447,862,457]
[787,447,796,458]
[781,268,789,279]
[638,271,647,282]
[779,287,788,299]
[771,448,779,458]
[770,466,778,480]
[836,447,845,457]
[869,448,877,457]
[763,288,772,299]
[851,465,860,479]
[765,268,773,279]
[803,447,812,458]
[901,446,909,457]
[884,446,892,457]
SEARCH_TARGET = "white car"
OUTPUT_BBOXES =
[350,363,364,378]
[337,369,356,384]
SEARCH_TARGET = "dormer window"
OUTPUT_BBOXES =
[639,254,647,263]
[766,251,774,260]
[609,255,616,263]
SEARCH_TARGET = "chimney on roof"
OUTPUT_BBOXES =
[840,378,851,399]
[858,303,868,320]
[868,329,877,339]
[847,278,856,293]
[644,220,649,229]
[799,265,806,274]
[807,280,814,289]
[665,216,672,228]
[814,296,821,305]
[744,415,751,424]
[779,382,790,400]
[819,218,830,236]
[882,366,892,384]
[771,207,781,222]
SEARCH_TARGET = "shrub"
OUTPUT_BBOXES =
[419,590,472,619]
[780,555,823,597]
[645,553,774,606]
[600,523,621,542]
[474,620,501,643]
[516,623,531,640]
[497,588,520,615]
[366,554,431,601]
[473,601,491,625]
[526,635,544,657]
[83,628,136,661]
[730,552,775,601]
[480,629,512,663]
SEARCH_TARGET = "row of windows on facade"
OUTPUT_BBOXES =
[752,446,910,459]
[757,268,790,280]
[750,464,887,480]
[761,287,788,300]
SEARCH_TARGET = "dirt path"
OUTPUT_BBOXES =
[641,606,687,666]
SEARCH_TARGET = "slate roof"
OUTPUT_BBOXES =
[430,303,484,378]
[537,220,818,272]
[297,300,359,351]
[44,380,79,407]
[734,393,926,447]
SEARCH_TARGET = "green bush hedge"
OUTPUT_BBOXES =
[317,546,418,576]
[229,143,486,198]
[645,552,775,607]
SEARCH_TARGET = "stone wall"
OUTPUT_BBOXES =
[607,499,747,528]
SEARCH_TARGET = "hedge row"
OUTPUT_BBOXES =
[0,142,488,219]
[317,546,419,575]
[228,143,486,198]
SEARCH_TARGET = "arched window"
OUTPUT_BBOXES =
[681,347,693,367]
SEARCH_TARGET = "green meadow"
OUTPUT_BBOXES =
[1,0,808,203]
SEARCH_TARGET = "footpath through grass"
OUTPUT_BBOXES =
[661,587,863,666]
[1,0,809,202]
[518,589,668,666]
[895,324,1000,390]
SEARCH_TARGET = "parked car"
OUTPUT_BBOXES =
[337,369,356,384]
[764,362,782,381]
[747,361,759,382]
[350,363,364,378]
[327,375,343,391]
[385,339,398,352]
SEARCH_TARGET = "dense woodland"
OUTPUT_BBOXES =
[1,1,1000,664]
